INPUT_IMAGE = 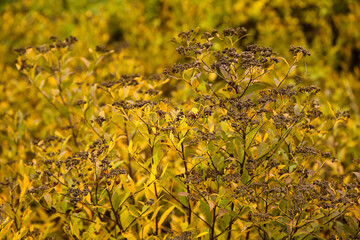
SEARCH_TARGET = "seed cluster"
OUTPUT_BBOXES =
[289,45,311,57]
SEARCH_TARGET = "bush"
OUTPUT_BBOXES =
[1,27,359,239]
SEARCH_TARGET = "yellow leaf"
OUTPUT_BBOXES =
[150,205,164,221]
[121,175,136,194]
[191,108,198,115]
[276,57,290,67]
[151,127,157,134]
[295,52,303,62]
[0,219,13,236]
[196,232,209,238]
[44,193,52,207]
[158,206,175,226]
[191,78,199,90]
[20,174,30,198]
[210,125,214,132]
[107,140,116,154]
[78,202,93,219]
[158,101,168,112]
[176,137,186,150]
[145,186,156,200]
[169,132,175,144]
[128,140,134,155]
[160,161,169,179]
[267,64,275,71]
[327,101,336,118]
[99,110,105,118]
[69,221,80,239]
[121,231,136,239]
[94,218,103,233]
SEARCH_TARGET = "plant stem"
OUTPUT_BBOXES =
[106,188,123,232]
[210,205,217,240]
[226,202,235,240]
[181,141,192,225]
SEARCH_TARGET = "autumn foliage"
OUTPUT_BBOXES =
[0,26,356,240]
[1,1,360,240]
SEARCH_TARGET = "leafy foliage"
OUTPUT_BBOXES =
[0,26,359,239]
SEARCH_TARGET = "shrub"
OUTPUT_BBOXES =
[1,27,359,239]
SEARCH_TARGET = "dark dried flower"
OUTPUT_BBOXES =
[252,212,272,221]
[74,99,87,106]
[270,85,297,97]
[178,29,194,41]
[260,47,273,57]
[223,28,235,37]
[145,198,154,206]
[205,168,223,180]
[289,45,311,57]
[64,36,78,46]
[145,88,159,96]
[235,27,247,36]
[148,74,161,81]
[295,146,318,157]
[201,32,212,40]
[49,36,58,42]
[26,184,49,194]
[55,41,67,48]
[240,50,261,69]
[234,184,253,197]
[100,80,120,88]
[202,41,213,50]
[17,59,34,71]
[26,229,40,237]
[221,172,241,183]
[95,45,110,53]
[307,108,322,119]
[14,47,26,55]
[336,110,350,119]
[272,113,291,129]
[94,116,106,126]
[298,85,320,94]
[321,152,331,158]
[176,46,186,55]
[211,29,218,37]
[161,126,175,133]
[183,171,203,185]
[44,135,61,143]
[36,44,50,53]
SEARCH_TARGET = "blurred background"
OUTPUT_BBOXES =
[0,0,359,169]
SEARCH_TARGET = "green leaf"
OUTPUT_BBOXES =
[241,169,250,184]
[239,205,251,217]
[208,141,215,153]
[120,209,134,228]
[258,142,269,157]
[200,200,212,224]
[289,164,297,173]
[112,186,128,212]
[279,198,288,213]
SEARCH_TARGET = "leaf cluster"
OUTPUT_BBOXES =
[0,28,359,240]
